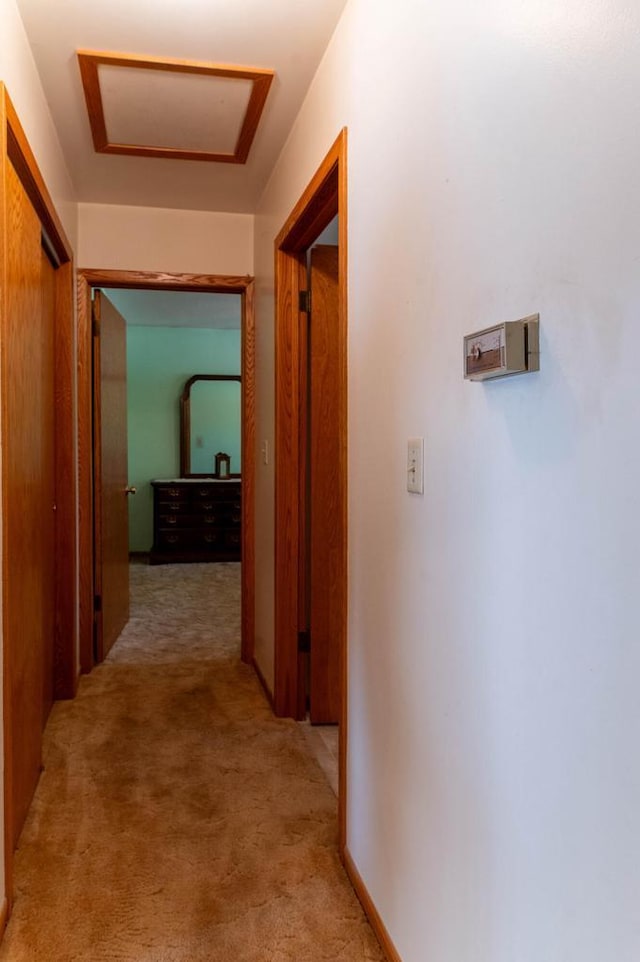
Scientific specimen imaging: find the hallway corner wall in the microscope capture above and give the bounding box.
[253,1,640,960]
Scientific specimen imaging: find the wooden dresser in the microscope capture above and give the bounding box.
[150,479,241,564]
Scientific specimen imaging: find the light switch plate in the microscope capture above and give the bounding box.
[407,437,424,494]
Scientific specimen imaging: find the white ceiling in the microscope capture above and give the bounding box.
[104,289,241,329]
[15,0,348,212]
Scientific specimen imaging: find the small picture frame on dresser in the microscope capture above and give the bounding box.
[214,452,231,479]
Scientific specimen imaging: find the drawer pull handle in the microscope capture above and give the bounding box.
[204,516,217,524]
[201,502,213,510]
[169,504,180,512]
[204,534,216,543]
[168,488,180,497]
[166,535,178,544]
[167,516,177,525]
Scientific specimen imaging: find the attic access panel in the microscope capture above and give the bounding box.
[77,50,274,164]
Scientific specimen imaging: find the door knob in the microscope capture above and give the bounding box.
[125,485,137,495]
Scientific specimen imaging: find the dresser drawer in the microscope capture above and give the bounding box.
[227,504,241,526]
[189,502,240,524]
[156,528,197,548]
[155,484,187,500]
[156,528,223,549]
[225,529,242,549]
[189,498,220,513]
[157,500,189,516]
[190,482,241,504]
[158,511,224,529]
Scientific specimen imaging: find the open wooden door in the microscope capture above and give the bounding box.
[309,245,342,724]
[93,290,130,661]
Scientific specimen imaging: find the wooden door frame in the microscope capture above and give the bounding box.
[76,269,256,674]
[273,129,348,849]
[0,84,77,919]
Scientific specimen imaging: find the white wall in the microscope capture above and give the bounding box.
[78,204,253,275]
[254,1,640,960]
[0,0,79,916]
[0,0,77,248]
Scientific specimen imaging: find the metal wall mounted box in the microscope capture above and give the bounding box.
[464,314,540,381]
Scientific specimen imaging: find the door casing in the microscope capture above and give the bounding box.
[273,129,348,850]
[77,269,256,674]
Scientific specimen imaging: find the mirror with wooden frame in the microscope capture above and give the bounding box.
[180,374,242,478]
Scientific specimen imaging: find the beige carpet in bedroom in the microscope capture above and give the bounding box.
[0,562,384,962]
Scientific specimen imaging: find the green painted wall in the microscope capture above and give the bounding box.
[126,326,241,551]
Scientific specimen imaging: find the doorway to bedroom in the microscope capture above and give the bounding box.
[105,288,243,567]
[77,269,256,677]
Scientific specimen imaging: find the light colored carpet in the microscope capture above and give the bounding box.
[0,562,384,962]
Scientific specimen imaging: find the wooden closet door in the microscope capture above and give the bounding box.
[4,161,56,848]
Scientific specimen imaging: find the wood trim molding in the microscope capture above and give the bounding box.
[273,128,348,851]
[0,898,7,938]
[274,248,306,720]
[54,261,79,699]
[77,51,274,164]
[78,268,252,292]
[2,87,72,264]
[241,281,256,663]
[76,273,94,675]
[77,269,257,674]
[275,130,346,253]
[336,133,349,859]
[343,847,403,962]
[0,80,13,919]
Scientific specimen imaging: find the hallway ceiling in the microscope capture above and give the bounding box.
[15,0,348,212]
